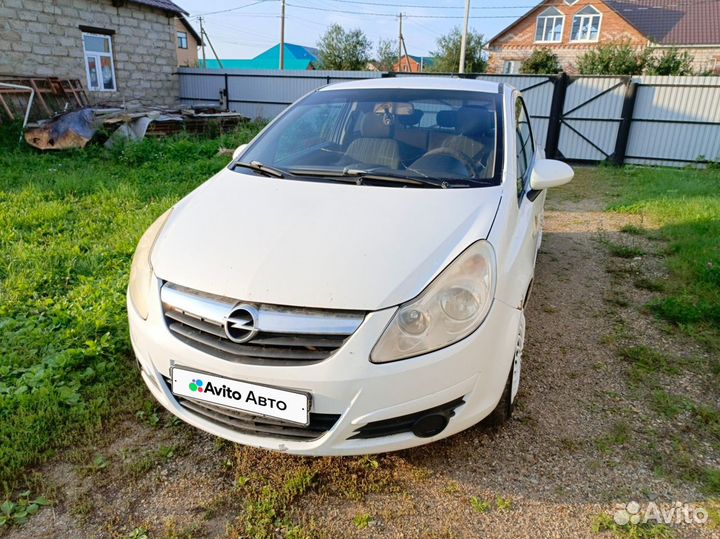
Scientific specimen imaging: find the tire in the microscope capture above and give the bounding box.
[483,364,514,428]
[483,310,525,428]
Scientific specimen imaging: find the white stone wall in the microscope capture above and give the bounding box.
[0,0,179,106]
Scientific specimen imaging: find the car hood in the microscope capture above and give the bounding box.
[152,169,502,311]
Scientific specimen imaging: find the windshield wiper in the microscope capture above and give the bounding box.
[288,167,448,188]
[233,160,286,178]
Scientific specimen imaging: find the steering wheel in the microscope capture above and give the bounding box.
[410,147,481,179]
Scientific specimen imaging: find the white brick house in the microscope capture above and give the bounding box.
[0,0,187,106]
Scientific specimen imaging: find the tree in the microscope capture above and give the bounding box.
[428,26,486,73]
[316,24,371,71]
[646,48,694,75]
[375,38,397,71]
[576,41,650,75]
[520,48,562,74]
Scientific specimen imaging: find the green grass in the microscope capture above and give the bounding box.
[0,120,264,490]
[606,166,720,348]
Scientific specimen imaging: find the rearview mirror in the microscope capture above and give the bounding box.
[373,102,415,116]
[529,159,574,191]
[232,143,248,160]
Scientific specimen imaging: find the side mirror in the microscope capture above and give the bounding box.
[232,143,248,160]
[529,159,574,191]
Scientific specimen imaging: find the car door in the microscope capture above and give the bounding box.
[513,94,545,304]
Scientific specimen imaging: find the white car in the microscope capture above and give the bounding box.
[128,77,572,455]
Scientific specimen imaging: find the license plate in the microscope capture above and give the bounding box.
[171,366,310,425]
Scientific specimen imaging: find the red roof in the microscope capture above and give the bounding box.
[604,0,720,45]
[488,0,720,46]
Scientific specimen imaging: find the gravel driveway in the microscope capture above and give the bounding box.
[7,169,718,539]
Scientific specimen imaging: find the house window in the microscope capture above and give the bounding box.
[82,33,116,91]
[177,31,188,49]
[571,6,602,42]
[503,60,521,74]
[535,7,564,43]
[564,0,579,5]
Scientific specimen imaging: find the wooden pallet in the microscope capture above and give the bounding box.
[0,76,89,122]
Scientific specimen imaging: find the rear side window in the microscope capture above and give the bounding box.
[515,97,534,196]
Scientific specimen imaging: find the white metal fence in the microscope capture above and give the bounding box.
[178,68,720,167]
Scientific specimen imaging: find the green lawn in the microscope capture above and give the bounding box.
[0,122,263,490]
[0,125,718,493]
[606,165,720,351]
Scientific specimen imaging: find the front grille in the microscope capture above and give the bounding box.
[161,283,364,366]
[164,377,340,440]
[349,398,465,439]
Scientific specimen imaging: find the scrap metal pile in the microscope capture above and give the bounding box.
[0,75,248,151]
[23,105,248,151]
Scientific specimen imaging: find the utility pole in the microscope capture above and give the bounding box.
[202,27,224,69]
[199,16,207,68]
[398,12,402,72]
[280,0,286,69]
[459,0,471,73]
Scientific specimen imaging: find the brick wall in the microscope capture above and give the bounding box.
[0,0,179,106]
[175,18,199,67]
[487,0,646,74]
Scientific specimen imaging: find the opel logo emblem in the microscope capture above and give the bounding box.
[224,304,260,343]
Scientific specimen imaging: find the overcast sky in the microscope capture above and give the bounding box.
[178,0,539,60]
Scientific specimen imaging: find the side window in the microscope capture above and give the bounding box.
[515,97,535,197]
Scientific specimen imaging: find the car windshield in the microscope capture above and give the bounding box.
[236,88,504,187]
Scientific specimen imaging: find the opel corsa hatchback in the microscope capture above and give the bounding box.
[128,77,573,455]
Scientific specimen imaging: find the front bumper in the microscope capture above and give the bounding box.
[128,279,521,455]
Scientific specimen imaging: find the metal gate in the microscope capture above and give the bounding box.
[555,76,631,162]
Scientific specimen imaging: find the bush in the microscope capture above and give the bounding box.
[520,48,562,74]
[646,48,695,75]
[576,41,650,75]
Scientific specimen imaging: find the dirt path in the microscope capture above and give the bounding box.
[7,171,718,539]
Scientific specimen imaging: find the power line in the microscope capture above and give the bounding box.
[190,0,277,18]
[284,3,522,18]
[326,0,537,9]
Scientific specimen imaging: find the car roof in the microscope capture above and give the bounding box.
[319,76,502,94]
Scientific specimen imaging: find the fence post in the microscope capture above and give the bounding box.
[223,73,229,111]
[545,72,568,159]
[612,80,638,166]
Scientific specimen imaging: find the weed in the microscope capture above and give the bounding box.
[634,278,665,292]
[0,491,49,528]
[618,346,678,385]
[444,481,461,495]
[621,224,646,236]
[596,421,631,452]
[83,454,109,474]
[469,496,490,513]
[496,496,513,511]
[123,528,149,539]
[592,513,674,539]
[602,239,645,259]
[353,513,372,529]
[650,390,690,418]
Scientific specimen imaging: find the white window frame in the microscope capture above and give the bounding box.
[82,32,117,92]
[535,7,565,44]
[564,0,579,5]
[570,6,603,43]
[177,31,188,49]
[503,60,520,74]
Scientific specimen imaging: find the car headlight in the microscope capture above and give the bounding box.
[371,240,496,363]
[128,209,173,320]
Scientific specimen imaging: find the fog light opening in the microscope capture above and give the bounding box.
[412,412,450,438]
